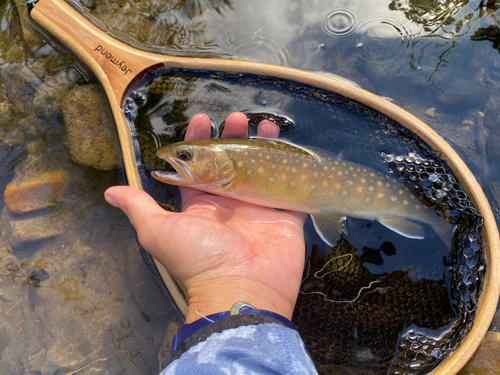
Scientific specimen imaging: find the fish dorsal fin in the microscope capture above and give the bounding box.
[378,218,425,240]
[311,212,347,246]
[248,137,320,161]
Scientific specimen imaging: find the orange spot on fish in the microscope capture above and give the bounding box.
[322,181,328,186]
[281,173,287,180]
[356,186,363,193]
[300,175,307,182]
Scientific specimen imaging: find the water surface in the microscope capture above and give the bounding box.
[0,0,499,373]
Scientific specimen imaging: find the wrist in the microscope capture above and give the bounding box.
[184,276,296,323]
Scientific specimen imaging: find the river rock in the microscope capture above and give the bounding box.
[34,69,81,119]
[4,171,66,214]
[12,0,43,50]
[63,85,119,170]
[0,93,16,129]
[0,63,41,114]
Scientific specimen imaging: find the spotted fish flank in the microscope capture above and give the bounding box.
[152,138,450,247]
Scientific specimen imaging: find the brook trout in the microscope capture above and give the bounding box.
[152,138,450,247]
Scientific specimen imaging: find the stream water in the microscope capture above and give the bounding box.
[0,0,499,374]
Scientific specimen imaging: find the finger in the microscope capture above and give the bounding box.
[222,112,248,138]
[257,120,280,138]
[104,186,169,236]
[185,113,212,140]
[180,114,212,202]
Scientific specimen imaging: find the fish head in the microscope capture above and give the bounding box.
[152,141,235,188]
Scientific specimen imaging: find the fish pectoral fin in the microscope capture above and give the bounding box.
[220,169,245,190]
[378,218,425,240]
[311,212,347,246]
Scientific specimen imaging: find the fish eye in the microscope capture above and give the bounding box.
[176,146,193,161]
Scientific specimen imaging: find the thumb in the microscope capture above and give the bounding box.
[104,186,169,235]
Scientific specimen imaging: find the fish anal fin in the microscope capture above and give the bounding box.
[378,218,425,240]
[311,212,347,246]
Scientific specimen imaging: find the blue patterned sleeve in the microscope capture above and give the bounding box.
[160,323,318,375]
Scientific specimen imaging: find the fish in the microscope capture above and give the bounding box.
[152,138,451,247]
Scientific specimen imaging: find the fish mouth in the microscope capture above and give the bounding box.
[152,159,194,185]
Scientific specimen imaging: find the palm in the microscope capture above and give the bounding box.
[151,191,306,308]
[106,112,307,320]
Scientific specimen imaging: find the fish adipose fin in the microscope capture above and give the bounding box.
[377,218,425,240]
[311,212,347,246]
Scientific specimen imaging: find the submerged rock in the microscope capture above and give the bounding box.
[34,69,81,119]
[12,0,43,50]
[0,93,17,128]
[62,84,119,170]
[0,64,41,114]
[4,171,66,214]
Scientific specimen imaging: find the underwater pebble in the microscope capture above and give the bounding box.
[458,331,500,375]
[4,171,66,214]
[425,107,437,117]
[63,84,119,170]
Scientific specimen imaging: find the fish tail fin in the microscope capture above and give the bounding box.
[434,220,453,249]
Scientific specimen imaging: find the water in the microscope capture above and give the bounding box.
[0,0,499,374]
[124,67,484,373]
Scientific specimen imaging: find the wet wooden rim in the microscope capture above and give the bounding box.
[31,0,500,372]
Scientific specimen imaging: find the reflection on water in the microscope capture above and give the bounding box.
[321,8,357,37]
[0,0,499,373]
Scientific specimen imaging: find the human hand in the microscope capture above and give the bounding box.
[105,112,307,322]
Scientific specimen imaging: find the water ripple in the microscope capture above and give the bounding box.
[354,14,420,46]
[321,8,357,37]
[233,32,293,66]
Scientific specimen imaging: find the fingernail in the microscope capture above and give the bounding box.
[104,194,118,207]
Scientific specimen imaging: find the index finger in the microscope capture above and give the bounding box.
[184,113,211,140]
